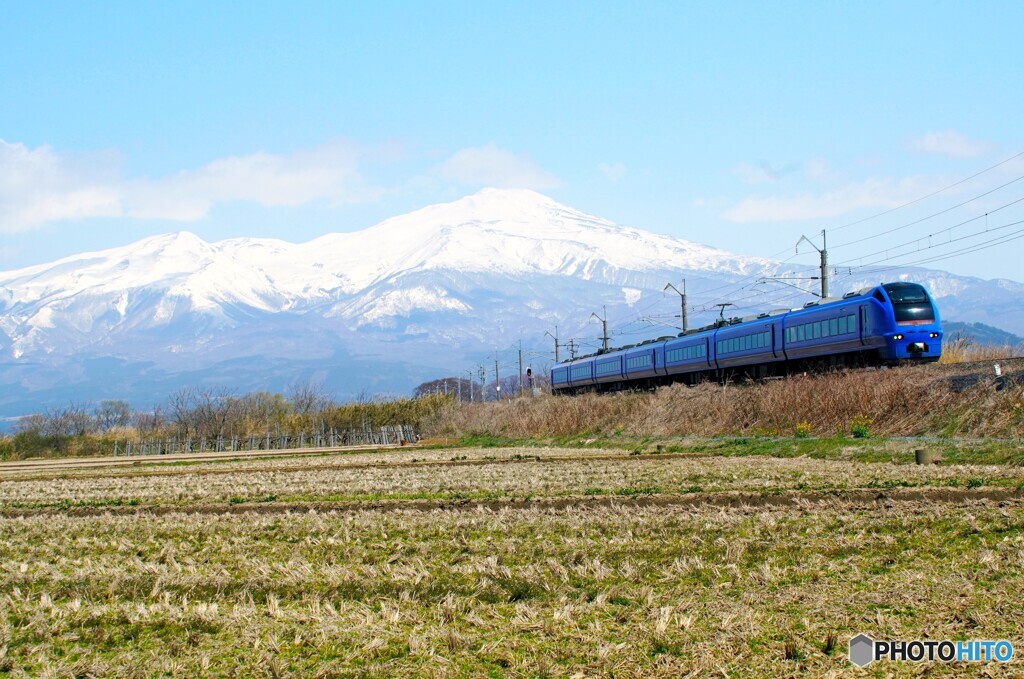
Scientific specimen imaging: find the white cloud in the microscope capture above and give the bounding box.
[436,143,561,190]
[722,175,948,223]
[0,140,122,232]
[126,140,379,220]
[914,130,991,158]
[0,138,380,232]
[597,162,626,182]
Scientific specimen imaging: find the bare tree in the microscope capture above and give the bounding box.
[191,387,236,438]
[14,413,47,434]
[168,386,197,438]
[94,400,133,432]
[288,380,333,418]
[133,407,166,436]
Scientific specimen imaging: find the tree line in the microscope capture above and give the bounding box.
[4,382,453,459]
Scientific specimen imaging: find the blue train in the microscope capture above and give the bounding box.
[551,282,942,394]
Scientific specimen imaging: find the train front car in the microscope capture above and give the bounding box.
[872,282,942,363]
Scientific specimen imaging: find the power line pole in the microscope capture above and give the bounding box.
[590,306,609,352]
[494,358,501,401]
[664,280,688,333]
[479,365,486,401]
[518,341,524,397]
[796,230,829,298]
[466,369,474,403]
[545,327,560,362]
[566,338,578,359]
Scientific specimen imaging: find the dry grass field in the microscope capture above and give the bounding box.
[1,441,1023,676]
[427,362,1024,441]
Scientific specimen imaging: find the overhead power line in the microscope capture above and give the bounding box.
[827,148,1024,234]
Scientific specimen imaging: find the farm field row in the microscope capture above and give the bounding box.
[1,441,1022,676]
[1,494,1021,675]
[1,443,1023,509]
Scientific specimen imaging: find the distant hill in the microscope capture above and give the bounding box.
[943,321,1023,348]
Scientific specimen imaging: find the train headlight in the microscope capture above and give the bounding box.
[929,332,939,338]
[893,334,904,340]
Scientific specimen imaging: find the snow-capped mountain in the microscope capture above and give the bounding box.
[1,188,1022,417]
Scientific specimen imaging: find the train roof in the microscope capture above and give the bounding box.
[554,282,915,366]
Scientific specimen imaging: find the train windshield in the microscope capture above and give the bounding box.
[883,283,935,324]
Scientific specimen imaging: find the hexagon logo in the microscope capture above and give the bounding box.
[849,633,875,667]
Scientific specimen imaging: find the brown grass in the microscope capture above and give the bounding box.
[939,338,1022,364]
[427,365,1024,439]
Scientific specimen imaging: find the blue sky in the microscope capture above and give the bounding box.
[3,1,1024,285]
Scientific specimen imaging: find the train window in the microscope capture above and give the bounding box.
[812,323,821,339]
[797,326,805,341]
[838,316,847,334]
[848,314,856,331]
[829,318,838,336]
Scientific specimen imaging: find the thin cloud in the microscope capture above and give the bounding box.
[732,160,799,185]
[437,143,561,190]
[0,138,381,231]
[723,175,948,223]
[597,162,626,182]
[914,130,991,158]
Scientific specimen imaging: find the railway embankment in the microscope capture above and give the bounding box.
[425,361,1024,441]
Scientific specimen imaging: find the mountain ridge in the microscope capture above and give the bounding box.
[1,187,1023,417]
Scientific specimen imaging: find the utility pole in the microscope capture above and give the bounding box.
[494,358,501,401]
[466,369,474,403]
[545,327,560,362]
[796,230,829,299]
[664,280,688,333]
[590,306,609,352]
[479,365,486,401]
[566,338,578,359]
[518,341,524,397]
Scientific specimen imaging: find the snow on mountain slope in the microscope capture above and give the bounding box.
[0,188,775,359]
[304,188,773,285]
